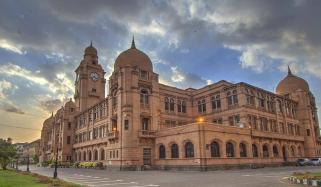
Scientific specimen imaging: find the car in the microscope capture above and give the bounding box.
[309,158,321,166]
[297,158,310,166]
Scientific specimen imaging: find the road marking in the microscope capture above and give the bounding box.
[81,179,123,184]
[92,182,138,186]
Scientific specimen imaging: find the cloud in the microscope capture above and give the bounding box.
[38,98,64,113]
[0,39,25,54]
[0,102,25,114]
[0,63,74,100]
[0,80,18,99]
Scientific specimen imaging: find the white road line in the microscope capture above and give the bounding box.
[81,179,123,184]
[92,182,138,186]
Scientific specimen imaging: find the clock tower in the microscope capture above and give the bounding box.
[74,42,106,111]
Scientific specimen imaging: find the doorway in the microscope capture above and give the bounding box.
[143,148,151,166]
[282,146,287,162]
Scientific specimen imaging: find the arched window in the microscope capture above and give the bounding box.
[182,101,186,113]
[263,145,269,158]
[210,141,220,157]
[94,150,98,160]
[159,145,166,159]
[273,145,279,158]
[83,151,86,161]
[298,146,302,157]
[226,142,234,157]
[290,146,296,157]
[140,89,149,105]
[252,144,258,157]
[170,98,175,112]
[88,151,92,161]
[100,149,105,160]
[185,142,194,158]
[240,143,247,157]
[171,144,179,158]
[165,97,169,111]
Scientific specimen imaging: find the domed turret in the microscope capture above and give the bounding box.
[114,37,153,71]
[84,41,97,56]
[276,66,309,95]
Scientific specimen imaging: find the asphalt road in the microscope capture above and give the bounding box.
[19,165,321,187]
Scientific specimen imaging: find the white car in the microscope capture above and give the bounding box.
[309,158,321,166]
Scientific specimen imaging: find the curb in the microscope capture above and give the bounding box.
[289,176,321,186]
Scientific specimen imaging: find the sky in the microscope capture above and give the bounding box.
[0,0,320,143]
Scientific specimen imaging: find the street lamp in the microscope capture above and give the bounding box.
[26,154,30,172]
[53,147,58,179]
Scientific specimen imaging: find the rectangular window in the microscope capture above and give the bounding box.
[124,120,129,130]
[142,118,149,130]
[68,122,71,130]
[307,129,310,136]
[67,136,71,144]
[140,70,147,79]
[228,115,240,126]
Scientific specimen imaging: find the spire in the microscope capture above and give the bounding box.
[90,41,93,47]
[288,65,292,75]
[131,35,136,49]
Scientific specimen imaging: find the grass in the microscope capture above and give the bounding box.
[0,169,81,187]
[293,172,321,180]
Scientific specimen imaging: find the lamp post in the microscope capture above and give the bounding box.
[26,154,30,172]
[53,147,58,179]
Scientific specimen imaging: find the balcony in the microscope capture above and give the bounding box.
[138,130,157,138]
[107,131,119,140]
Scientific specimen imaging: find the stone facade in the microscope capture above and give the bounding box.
[40,39,321,170]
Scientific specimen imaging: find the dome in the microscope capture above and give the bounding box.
[84,42,97,56]
[276,67,309,95]
[114,37,153,71]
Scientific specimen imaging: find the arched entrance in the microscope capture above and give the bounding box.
[282,146,287,162]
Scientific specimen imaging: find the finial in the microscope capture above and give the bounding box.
[131,35,136,49]
[288,65,292,75]
[90,41,93,47]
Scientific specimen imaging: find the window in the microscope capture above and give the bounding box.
[240,143,247,157]
[290,146,295,157]
[140,70,147,79]
[252,144,258,157]
[211,95,221,110]
[92,88,96,93]
[112,91,117,109]
[124,120,129,130]
[68,122,71,130]
[177,100,187,113]
[198,99,206,113]
[228,115,240,126]
[159,145,166,159]
[277,100,283,113]
[213,118,223,124]
[227,90,238,106]
[165,97,169,111]
[280,122,285,134]
[307,129,310,136]
[263,145,269,158]
[210,141,220,157]
[170,98,175,112]
[226,142,234,157]
[171,144,179,158]
[100,149,105,160]
[94,150,98,161]
[142,118,149,130]
[259,117,268,131]
[248,115,257,129]
[258,93,265,108]
[245,89,255,106]
[67,136,71,144]
[83,152,86,161]
[88,151,92,161]
[140,89,149,105]
[273,145,278,158]
[185,142,194,158]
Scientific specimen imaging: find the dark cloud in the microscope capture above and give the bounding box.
[0,102,25,114]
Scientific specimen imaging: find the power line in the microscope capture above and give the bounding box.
[0,123,41,131]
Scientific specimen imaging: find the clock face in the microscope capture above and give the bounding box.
[90,72,99,81]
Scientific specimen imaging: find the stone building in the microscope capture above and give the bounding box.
[22,139,40,163]
[40,38,321,170]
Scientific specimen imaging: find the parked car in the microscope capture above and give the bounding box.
[297,158,310,166]
[309,158,321,166]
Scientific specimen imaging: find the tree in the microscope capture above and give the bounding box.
[0,138,16,170]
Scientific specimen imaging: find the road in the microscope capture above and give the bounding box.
[19,165,321,187]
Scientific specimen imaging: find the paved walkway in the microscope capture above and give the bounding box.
[19,165,321,187]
